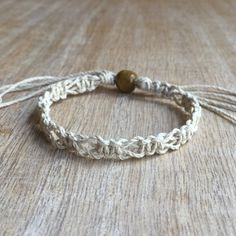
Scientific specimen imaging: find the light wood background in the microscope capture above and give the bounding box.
[0,0,236,235]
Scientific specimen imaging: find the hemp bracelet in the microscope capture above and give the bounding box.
[0,70,235,160]
[37,70,201,160]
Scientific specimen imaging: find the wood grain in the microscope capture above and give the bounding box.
[0,0,236,235]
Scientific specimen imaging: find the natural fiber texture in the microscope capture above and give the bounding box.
[0,70,235,160]
[37,70,201,159]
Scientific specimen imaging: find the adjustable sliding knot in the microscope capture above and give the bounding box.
[181,95,194,112]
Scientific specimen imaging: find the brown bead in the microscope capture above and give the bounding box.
[115,70,137,93]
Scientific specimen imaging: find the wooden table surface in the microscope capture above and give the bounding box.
[0,0,236,235]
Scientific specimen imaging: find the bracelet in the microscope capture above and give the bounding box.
[0,70,234,159]
[37,70,201,160]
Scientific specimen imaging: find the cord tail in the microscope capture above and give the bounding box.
[182,84,236,125]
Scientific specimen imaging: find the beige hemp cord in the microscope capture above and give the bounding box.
[0,70,235,160]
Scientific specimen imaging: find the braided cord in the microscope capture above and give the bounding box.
[37,70,201,160]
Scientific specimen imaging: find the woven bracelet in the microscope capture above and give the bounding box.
[37,70,202,160]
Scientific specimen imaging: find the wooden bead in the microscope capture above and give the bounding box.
[115,70,137,93]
